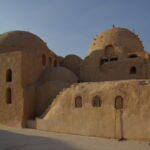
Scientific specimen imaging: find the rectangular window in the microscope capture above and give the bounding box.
[110,57,118,61]
[100,58,108,65]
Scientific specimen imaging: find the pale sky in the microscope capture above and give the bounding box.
[0,0,149,58]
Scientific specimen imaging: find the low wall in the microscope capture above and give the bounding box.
[36,80,150,141]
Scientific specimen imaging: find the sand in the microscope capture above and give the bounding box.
[0,125,149,150]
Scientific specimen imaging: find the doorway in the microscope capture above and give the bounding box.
[114,96,124,140]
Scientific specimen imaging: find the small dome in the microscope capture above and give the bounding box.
[87,27,144,56]
[0,30,53,53]
[61,54,82,77]
[40,66,78,84]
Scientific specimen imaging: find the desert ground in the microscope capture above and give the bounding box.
[0,125,149,150]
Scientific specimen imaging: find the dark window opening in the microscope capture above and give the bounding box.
[77,80,80,83]
[115,96,123,109]
[110,57,118,61]
[54,59,57,67]
[42,54,46,66]
[92,96,101,107]
[130,66,136,74]
[6,88,12,104]
[6,69,12,82]
[100,58,109,65]
[49,57,52,66]
[128,54,138,58]
[75,96,82,108]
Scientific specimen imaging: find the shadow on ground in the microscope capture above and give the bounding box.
[0,130,79,150]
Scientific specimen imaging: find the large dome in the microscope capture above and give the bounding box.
[87,27,144,56]
[0,30,52,52]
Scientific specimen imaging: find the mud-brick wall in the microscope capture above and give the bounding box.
[80,52,147,82]
[21,49,58,125]
[0,51,24,127]
[37,80,150,141]
[21,49,56,87]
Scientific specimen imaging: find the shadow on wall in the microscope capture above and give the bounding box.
[0,130,79,150]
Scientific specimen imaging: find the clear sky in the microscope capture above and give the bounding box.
[0,0,149,58]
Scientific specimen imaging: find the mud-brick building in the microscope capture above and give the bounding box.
[0,28,150,141]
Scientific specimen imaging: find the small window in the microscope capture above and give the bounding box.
[115,96,123,109]
[128,54,138,58]
[75,96,82,108]
[6,69,12,82]
[77,80,80,83]
[6,88,12,104]
[49,57,52,66]
[54,59,57,67]
[42,54,46,66]
[110,57,118,61]
[130,66,136,74]
[100,58,109,65]
[92,96,101,107]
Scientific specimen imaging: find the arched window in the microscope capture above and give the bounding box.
[54,59,57,67]
[105,45,114,55]
[6,69,12,82]
[128,54,138,58]
[49,57,52,66]
[92,95,101,107]
[6,88,12,104]
[115,96,123,109]
[42,54,46,66]
[75,96,82,108]
[130,66,136,74]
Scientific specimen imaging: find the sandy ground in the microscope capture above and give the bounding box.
[0,125,149,150]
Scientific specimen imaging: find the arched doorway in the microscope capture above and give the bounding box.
[130,66,136,74]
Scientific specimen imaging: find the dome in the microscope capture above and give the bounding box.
[40,66,78,84]
[63,54,82,64]
[87,27,144,56]
[0,30,52,52]
[61,54,82,77]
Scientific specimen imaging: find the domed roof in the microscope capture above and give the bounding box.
[40,66,78,84]
[61,54,82,77]
[87,27,144,56]
[63,54,82,62]
[0,30,52,52]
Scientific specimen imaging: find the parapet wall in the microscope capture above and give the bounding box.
[36,80,150,141]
